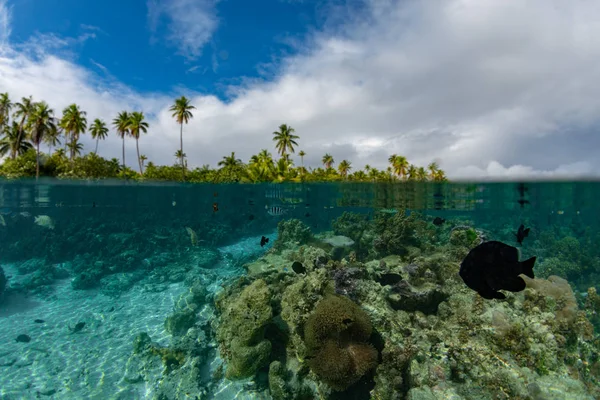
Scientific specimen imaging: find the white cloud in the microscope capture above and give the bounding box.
[1,0,600,179]
[147,0,219,60]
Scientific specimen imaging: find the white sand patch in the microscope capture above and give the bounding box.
[0,272,185,399]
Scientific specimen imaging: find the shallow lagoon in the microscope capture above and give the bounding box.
[0,180,599,399]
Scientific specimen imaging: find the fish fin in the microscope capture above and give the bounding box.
[523,228,530,236]
[520,256,536,279]
[498,276,526,292]
[478,289,505,300]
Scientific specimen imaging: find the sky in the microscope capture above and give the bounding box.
[0,0,600,180]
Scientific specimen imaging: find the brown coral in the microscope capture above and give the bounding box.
[304,295,378,391]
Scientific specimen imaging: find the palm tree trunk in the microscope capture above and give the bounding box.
[95,138,99,154]
[136,137,143,175]
[180,122,185,181]
[122,136,125,170]
[36,142,40,179]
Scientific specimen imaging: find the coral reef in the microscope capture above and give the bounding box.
[304,295,379,391]
[215,279,273,379]
[272,219,313,251]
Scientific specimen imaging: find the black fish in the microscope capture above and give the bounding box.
[213,203,219,212]
[517,199,530,208]
[249,214,255,221]
[305,213,311,218]
[376,273,403,286]
[16,334,31,343]
[34,319,45,324]
[516,183,528,197]
[459,240,536,300]
[291,261,306,274]
[260,236,269,247]
[432,217,445,226]
[515,224,530,245]
[69,322,86,333]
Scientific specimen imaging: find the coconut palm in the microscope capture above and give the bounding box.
[113,111,130,169]
[90,119,109,155]
[218,152,242,170]
[170,96,195,181]
[67,139,84,157]
[174,150,186,165]
[249,149,275,180]
[416,167,428,181]
[127,111,149,174]
[322,153,334,169]
[0,121,33,158]
[27,102,56,178]
[272,124,299,158]
[428,162,439,180]
[12,96,34,158]
[338,160,352,178]
[389,154,409,179]
[60,104,87,160]
[44,125,62,154]
[140,154,148,169]
[298,150,306,180]
[0,93,12,130]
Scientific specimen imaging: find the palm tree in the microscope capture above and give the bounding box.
[12,96,34,159]
[67,139,84,157]
[272,124,299,158]
[60,104,87,160]
[170,96,195,181]
[44,125,61,154]
[416,167,428,181]
[338,160,352,178]
[428,162,439,180]
[140,154,148,169]
[90,119,109,155]
[128,111,149,174]
[0,121,33,158]
[113,111,130,169]
[249,149,275,180]
[298,150,306,180]
[0,93,12,130]
[322,153,334,169]
[389,154,409,179]
[218,152,242,170]
[406,164,417,181]
[27,102,56,178]
[174,150,186,165]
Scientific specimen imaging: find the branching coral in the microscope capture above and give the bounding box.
[304,295,378,391]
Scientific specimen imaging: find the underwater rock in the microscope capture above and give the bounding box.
[272,219,313,251]
[322,235,355,248]
[15,334,31,343]
[165,309,197,337]
[216,279,273,379]
[304,295,378,391]
[387,281,449,315]
[331,267,365,300]
[268,361,290,400]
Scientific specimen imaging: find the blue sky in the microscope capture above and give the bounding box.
[9,0,356,98]
[1,0,600,179]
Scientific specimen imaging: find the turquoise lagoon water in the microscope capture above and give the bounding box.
[0,179,599,399]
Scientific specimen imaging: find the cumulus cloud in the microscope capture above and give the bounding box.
[147,0,220,60]
[1,0,600,179]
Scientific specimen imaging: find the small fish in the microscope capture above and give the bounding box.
[249,215,255,221]
[92,202,96,208]
[248,200,255,206]
[557,210,564,215]
[516,183,528,197]
[34,319,45,324]
[16,334,31,343]
[459,240,536,300]
[69,322,86,333]
[305,213,311,218]
[378,208,398,214]
[432,217,445,226]
[213,203,219,212]
[260,236,269,247]
[19,211,32,218]
[515,224,530,245]
[172,201,177,206]
[266,206,286,217]
[517,199,530,208]
[291,261,306,274]
[213,192,218,197]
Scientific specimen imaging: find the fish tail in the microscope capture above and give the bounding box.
[520,256,536,279]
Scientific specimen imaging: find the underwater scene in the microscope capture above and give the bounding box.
[0,180,599,400]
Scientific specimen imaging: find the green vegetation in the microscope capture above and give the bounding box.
[0,92,447,183]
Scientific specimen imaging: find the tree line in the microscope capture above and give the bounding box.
[0,92,447,183]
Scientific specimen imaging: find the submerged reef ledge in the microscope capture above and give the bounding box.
[120,212,599,400]
[210,214,600,399]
